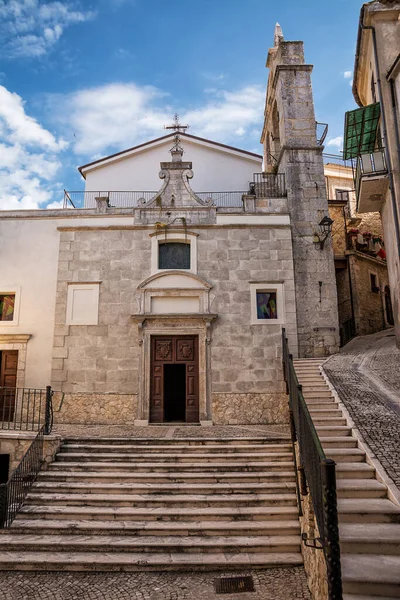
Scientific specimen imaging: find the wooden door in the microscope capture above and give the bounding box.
[150,336,199,423]
[0,351,18,422]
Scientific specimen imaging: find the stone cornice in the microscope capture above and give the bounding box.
[0,334,31,343]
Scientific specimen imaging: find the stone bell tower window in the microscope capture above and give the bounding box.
[158,242,190,270]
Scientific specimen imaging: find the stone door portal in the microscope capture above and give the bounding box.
[150,336,199,423]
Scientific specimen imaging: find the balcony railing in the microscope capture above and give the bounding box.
[64,190,157,209]
[316,122,329,146]
[63,175,287,210]
[253,173,286,198]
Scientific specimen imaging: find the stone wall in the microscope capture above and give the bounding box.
[300,491,329,600]
[51,223,297,424]
[0,432,61,476]
[53,392,137,425]
[329,206,346,257]
[212,393,289,425]
[348,252,389,335]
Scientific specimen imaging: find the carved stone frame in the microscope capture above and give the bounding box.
[132,315,216,426]
[0,334,31,388]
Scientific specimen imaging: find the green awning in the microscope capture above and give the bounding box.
[343,103,381,160]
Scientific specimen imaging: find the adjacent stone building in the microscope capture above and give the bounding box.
[325,160,392,344]
[0,27,339,426]
[346,0,400,345]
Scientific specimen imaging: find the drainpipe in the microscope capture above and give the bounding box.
[360,22,400,260]
[388,76,400,190]
[343,207,356,339]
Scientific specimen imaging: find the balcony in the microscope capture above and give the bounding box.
[355,149,388,213]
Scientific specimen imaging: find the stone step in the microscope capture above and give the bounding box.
[47,461,296,473]
[61,443,292,454]
[18,505,300,522]
[336,480,387,499]
[342,554,400,597]
[309,417,347,426]
[320,437,358,448]
[0,551,304,572]
[300,385,329,392]
[0,534,301,554]
[55,451,294,463]
[315,426,352,437]
[308,409,344,418]
[338,499,400,523]
[25,492,298,508]
[335,463,375,480]
[31,481,297,495]
[11,519,301,537]
[305,399,339,406]
[63,437,287,446]
[37,470,297,484]
[322,449,366,463]
[340,523,400,554]
[302,391,334,399]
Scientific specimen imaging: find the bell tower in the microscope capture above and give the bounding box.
[262,25,339,357]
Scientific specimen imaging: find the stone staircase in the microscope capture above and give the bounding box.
[0,435,304,571]
[294,359,400,600]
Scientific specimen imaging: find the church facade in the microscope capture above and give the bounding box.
[0,28,339,427]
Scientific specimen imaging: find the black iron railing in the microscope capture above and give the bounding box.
[253,173,286,198]
[196,191,246,207]
[64,190,158,209]
[316,122,329,146]
[0,424,45,528]
[0,386,53,433]
[282,329,342,600]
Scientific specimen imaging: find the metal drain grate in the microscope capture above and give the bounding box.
[215,575,255,594]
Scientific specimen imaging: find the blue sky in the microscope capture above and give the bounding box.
[0,0,362,209]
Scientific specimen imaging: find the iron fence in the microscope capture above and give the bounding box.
[64,190,158,209]
[0,386,53,433]
[196,191,246,207]
[253,173,286,198]
[282,329,343,600]
[0,424,45,528]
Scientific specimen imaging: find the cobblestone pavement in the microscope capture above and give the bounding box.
[323,328,400,490]
[52,424,290,439]
[0,568,311,600]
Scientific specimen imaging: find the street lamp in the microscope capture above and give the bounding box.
[313,216,334,250]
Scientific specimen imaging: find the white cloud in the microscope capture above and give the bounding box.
[343,71,353,79]
[0,0,95,58]
[327,136,343,149]
[0,85,65,210]
[51,82,264,157]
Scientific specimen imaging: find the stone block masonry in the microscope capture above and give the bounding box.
[51,223,297,426]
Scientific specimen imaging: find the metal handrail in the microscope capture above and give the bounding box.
[0,386,53,433]
[0,423,45,528]
[282,329,343,600]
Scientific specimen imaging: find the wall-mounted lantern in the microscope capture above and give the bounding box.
[313,216,334,250]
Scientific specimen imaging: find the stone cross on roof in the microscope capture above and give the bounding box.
[164,114,189,160]
[164,113,189,134]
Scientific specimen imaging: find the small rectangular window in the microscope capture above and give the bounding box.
[159,242,190,270]
[370,274,379,293]
[256,291,278,319]
[0,295,15,321]
[335,189,350,202]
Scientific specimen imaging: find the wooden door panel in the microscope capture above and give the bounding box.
[0,350,18,422]
[150,336,199,424]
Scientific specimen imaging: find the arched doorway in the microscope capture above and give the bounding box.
[385,286,394,326]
